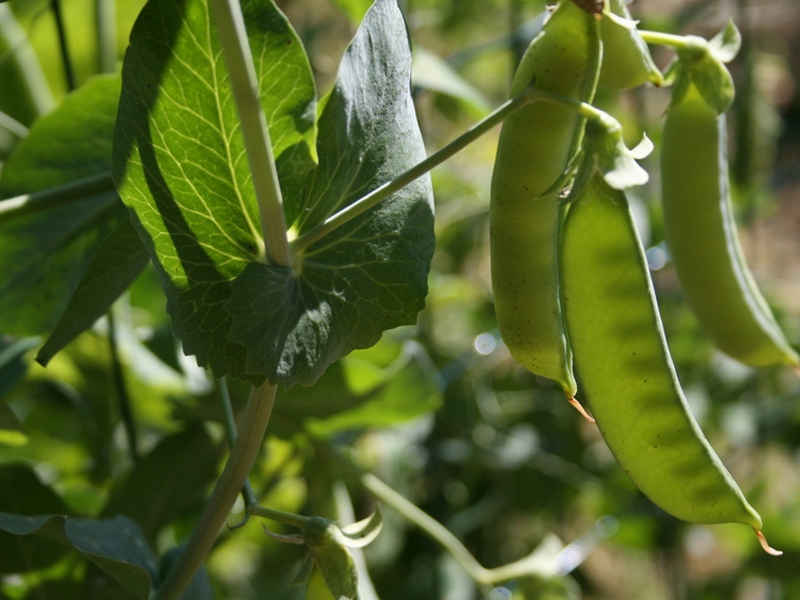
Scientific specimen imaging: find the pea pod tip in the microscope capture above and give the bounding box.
[567,396,596,424]
[755,530,782,556]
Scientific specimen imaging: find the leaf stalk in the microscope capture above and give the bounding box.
[210,0,292,268]
[153,382,277,600]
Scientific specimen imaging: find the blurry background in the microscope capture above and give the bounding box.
[1,0,800,598]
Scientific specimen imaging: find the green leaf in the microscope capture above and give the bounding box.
[101,425,222,545]
[226,0,435,386]
[0,463,70,573]
[36,220,149,366]
[0,513,158,600]
[0,75,124,336]
[113,0,317,384]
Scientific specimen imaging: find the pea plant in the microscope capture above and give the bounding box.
[0,0,797,598]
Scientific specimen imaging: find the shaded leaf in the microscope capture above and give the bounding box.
[0,513,158,600]
[36,219,149,366]
[0,336,39,398]
[113,0,317,384]
[101,425,222,545]
[158,547,215,600]
[226,0,435,386]
[0,463,70,573]
[0,75,124,336]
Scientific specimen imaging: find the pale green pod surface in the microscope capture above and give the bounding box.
[598,0,664,89]
[662,84,799,368]
[490,0,601,398]
[562,174,762,528]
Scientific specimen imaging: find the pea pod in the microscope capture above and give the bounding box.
[490,0,600,407]
[598,0,664,89]
[661,83,799,368]
[561,173,779,552]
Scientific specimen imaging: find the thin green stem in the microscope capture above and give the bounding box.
[216,377,258,507]
[209,0,291,268]
[639,29,703,51]
[290,85,615,253]
[336,456,557,588]
[0,4,55,123]
[0,109,28,138]
[95,0,117,74]
[291,92,531,252]
[0,172,116,218]
[50,0,76,92]
[106,310,139,463]
[153,383,277,600]
[249,503,313,530]
[358,472,492,586]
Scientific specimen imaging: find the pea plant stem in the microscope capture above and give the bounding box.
[216,377,259,508]
[638,29,698,51]
[95,0,117,74]
[354,466,556,588]
[209,0,292,268]
[290,91,534,253]
[290,85,619,253]
[154,382,277,600]
[106,310,139,463]
[0,172,116,218]
[50,0,76,92]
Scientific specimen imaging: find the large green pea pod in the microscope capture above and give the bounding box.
[598,0,663,89]
[562,173,779,553]
[661,83,799,368]
[490,0,600,404]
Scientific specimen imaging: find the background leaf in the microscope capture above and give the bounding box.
[113,0,317,383]
[0,463,70,573]
[35,220,149,366]
[226,0,435,386]
[0,513,158,600]
[0,75,123,337]
[101,424,222,545]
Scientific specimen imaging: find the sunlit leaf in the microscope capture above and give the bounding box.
[113,0,317,384]
[226,0,435,386]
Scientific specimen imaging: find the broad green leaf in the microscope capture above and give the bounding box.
[113,0,317,384]
[0,75,124,337]
[0,513,158,600]
[0,463,69,573]
[36,220,149,365]
[226,0,435,386]
[101,425,222,545]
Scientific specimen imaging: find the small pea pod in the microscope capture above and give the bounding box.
[598,0,664,89]
[661,83,799,368]
[561,174,779,553]
[490,0,600,407]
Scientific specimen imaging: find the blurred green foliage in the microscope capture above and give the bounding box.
[1,0,800,599]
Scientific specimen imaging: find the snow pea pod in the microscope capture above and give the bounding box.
[561,173,777,550]
[490,0,600,409]
[661,83,799,368]
[598,0,663,89]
